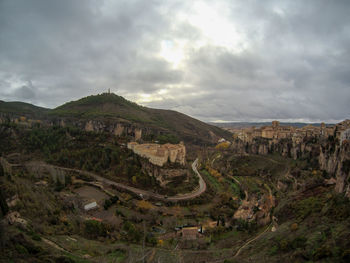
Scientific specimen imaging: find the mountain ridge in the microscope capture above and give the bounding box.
[0,93,231,145]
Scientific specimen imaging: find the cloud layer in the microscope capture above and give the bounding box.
[0,0,349,122]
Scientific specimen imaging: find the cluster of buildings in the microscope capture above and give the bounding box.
[229,120,350,144]
[127,142,186,167]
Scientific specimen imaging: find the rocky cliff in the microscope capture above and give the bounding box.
[229,120,350,196]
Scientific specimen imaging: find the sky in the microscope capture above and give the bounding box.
[0,0,349,123]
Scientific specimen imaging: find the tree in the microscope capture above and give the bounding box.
[0,163,3,177]
[84,220,107,238]
[136,200,153,212]
[0,188,9,217]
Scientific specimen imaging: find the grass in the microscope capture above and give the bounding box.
[106,249,127,262]
[201,169,223,192]
[225,178,241,197]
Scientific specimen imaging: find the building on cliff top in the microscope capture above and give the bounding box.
[127,142,186,167]
[233,121,337,144]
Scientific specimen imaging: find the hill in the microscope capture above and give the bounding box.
[0,94,231,145]
[50,93,231,144]
[0,101,49,118]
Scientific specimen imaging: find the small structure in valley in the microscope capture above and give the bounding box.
[84,201,98,211]
[177,226,201,240]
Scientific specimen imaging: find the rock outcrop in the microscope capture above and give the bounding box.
[229,120,350,196]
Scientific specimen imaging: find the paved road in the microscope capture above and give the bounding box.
[33,158,206,202]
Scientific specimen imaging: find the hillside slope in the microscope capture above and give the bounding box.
[50,93,231,144]
[0,101,49,118]
[0,94,231,144]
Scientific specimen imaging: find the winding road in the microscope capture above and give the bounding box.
[30,158,206,202]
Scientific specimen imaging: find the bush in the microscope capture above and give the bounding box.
[0,163,4,177]
[326,193,350,220]
[294,196,323,220]
[156,134,180,144]
[313,245,333,260]
[15,244,28,254]
[341,159,350,174]
[84,220,107,238]
[291,236,307,249]
[104,199,112,210]
[279,239,290,251]
[31,233,41,241]
[269,245,279,255]
[122,221,142,242]
[342,249,350,262]
[290,223,298,231]
[0,188,9,217]
[104,195,119,210]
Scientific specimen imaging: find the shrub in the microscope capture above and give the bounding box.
[291,236,307,249]
[31,233,41,241]
[313,245,333,260]
[294,196,323,220]
[215,142,230,150]
[15,244,28,254]
[279,239,290,251]
[122,221,142,242]
[136,200,153,212]
[84,220,107,238]
[104,195,119,210]
[341,159,350,174]
[269,245,279,255]
[104,199,112,210]
[290,223,298,231]
[0,163,4,177]
[342,249,350,262]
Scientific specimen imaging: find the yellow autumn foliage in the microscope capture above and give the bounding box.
[215,141,230,150]
[208,167,221,178]
[136,200,153,211]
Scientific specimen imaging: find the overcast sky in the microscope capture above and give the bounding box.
[0,0,349,122]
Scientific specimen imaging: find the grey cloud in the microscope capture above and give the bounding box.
[0,0,349,122]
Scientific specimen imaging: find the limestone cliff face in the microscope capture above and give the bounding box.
[56,118,144,141]
[230,120,350,196]
[319,140,350,195]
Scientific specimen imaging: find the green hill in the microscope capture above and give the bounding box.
[0,100,49,118]
[51,93,231,144]
[0,94,231,144]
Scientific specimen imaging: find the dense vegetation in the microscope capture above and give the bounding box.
[1,93,232,145]
[50,93,231,144]
[0,124,159,190]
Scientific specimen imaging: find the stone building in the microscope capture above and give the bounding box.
[127,142,186,167]
[234,121,336,144]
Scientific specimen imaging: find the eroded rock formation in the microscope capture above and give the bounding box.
[229,120,350,196]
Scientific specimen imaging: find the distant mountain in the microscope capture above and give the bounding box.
[1,94,231,145]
